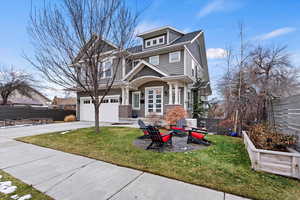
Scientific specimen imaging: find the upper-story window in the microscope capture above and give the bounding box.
[149,55,159,65]
[145,35,165,48]
[100,59,112,78]
[169,51,181,63]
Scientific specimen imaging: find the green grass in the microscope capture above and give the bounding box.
[18,127,300,200]
[0,170,53,200]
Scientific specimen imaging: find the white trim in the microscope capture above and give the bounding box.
[145,86,164,116]
[184,45,201,67]
[122,57,126,78]
[132,41,190,56]
[145,36,165,48]
[132,91,141,110]
[149,55,159,65]
[122,60,168,81]
[184,48,187,75]
[191,31,203,43]
[137,26,185,37]
[100,58,113,79]
[169,51,181,63]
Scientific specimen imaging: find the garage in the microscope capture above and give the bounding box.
[80,96,119,122]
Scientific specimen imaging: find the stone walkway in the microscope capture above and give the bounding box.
[0,122,250,200]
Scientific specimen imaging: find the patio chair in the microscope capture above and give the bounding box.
[170,118,208,136]
[145,125,173,152]
[187,130,211,146]
[138,119,150,139]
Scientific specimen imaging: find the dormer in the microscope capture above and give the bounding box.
[137,26,184,49]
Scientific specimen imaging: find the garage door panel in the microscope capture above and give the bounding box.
[80,96,119,122]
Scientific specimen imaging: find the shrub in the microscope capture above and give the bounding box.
[64,114,76,122]
[248,124,296,151]
[165,106,187,125]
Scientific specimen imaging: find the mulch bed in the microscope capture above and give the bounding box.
[133,135,208,152]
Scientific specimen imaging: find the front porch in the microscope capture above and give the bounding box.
[119,77,192,119]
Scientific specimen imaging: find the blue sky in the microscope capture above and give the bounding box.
[0,0,300,98]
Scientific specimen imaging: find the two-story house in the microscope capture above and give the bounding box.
[77,26,211,122]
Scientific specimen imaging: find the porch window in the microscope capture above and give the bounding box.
[169,51,181,63]
[149,55,159,65]
[132,91,141,110]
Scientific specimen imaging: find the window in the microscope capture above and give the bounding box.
[110,98,119,103]
[145,36,165,48]
[149,55,159,65]
[83,100,90,104]
[169,51,181,63]
[100,59,112,78]
[132,91,140,110]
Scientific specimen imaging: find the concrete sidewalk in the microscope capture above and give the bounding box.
[0,122,250,200]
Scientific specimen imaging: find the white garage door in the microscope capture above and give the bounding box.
[80,96,119,122]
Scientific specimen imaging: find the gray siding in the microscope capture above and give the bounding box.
[168,30,182,43]
[143,50,184,76]
[185,50,193,78]
[131,67,163,80]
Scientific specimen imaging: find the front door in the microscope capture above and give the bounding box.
[145,86,163,116]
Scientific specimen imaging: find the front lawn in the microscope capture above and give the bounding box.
[0,170,53,200]
[18,127,300,200]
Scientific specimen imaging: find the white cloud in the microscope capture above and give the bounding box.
[255,27,296,40]
[197,0,242,18]
[207,48,227,59]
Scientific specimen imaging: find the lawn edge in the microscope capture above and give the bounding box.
[16,136,260,200]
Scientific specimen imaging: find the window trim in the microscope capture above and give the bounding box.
[132,91,141,110]
[100,58,113,79]
[149,55,159,65]
[145,36,165,48]
[169,51,181,63]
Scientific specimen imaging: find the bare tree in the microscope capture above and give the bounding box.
[26,0,139,133]
[247,45,299,122]
[0,66,34,105]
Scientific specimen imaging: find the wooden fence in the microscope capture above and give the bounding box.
[0,105,76,121]
[271,95,300,151]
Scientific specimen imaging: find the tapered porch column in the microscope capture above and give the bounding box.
[174,82,179,104]
[183,83,188,109]
[125,86,129,105]
[121,87,125,105]
[168,82,173,104]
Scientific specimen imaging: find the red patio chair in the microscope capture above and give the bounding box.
[146,125,173,152]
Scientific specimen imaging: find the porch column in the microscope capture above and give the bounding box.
[121,87,125,105]
[168,82,173,104]
[125,86,129,105]
[174,82,179,104]
[183,83,187,110]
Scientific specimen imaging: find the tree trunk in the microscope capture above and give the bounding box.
[1,95,8,105]
[94,104,100,133]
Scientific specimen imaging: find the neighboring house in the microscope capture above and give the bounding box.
[0,87,51,106]
[76,26,211,122]
[52,96,76,110]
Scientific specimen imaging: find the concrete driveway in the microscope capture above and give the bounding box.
[0,122,250,200]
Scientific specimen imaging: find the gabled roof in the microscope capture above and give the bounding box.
[126,30,202,54]
[136,26,185,37]
[171,30,202,45]
[122,60,168,81]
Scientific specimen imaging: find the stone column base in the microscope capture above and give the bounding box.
[119,105,132,118]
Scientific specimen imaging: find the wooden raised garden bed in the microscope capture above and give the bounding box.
[243,131,300,179]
